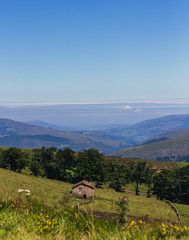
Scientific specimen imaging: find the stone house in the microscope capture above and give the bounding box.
[72,180,95,199]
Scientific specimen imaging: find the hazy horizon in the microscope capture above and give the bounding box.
[1,99,189,129]
[1,1,189,128]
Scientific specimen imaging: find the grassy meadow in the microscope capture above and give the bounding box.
[0,167,189,239]
[0,167,186,222]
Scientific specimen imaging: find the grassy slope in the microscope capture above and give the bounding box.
[112,134,189,161]
[0,168,188,224]
[105,156,182,171]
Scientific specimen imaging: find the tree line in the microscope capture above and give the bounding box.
[0,147,188,204]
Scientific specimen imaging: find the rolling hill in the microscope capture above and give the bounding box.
[107,114,189,142]
[0,118,136,154]
[141,127,189,145]
[25,120,80,131]
[112,133,189,162]
[0,167,182,223]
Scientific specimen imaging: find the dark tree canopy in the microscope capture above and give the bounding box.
[75,148,106,185]
[1,147,29,172]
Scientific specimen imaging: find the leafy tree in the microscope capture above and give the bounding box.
[175,165,189,204]
[130,161,147,195]
[108,163,129,192]
[41,147,57,179]
[30,152,44,176]
[153,169,181,202]
[0,149,5,168]
[145,166,156,198]
[75,149,106,186]
[30,147,75,181]
[55,148,75,181]
[30,147,57,179]
[2,147,29,172]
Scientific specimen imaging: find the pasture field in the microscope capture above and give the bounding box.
[0,168,188,223]
[0,167,189,239]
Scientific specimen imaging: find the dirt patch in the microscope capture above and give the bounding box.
[79,210,178,224]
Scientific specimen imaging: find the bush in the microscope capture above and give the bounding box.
[117,196,129,224]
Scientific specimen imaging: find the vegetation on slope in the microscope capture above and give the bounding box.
[142,127,189,145]
[0,167,189,239]
[0,145,188,239]
[1,147,189,205]
[112,134,189,162]
[0,168,177,221]
[105,156,181,171]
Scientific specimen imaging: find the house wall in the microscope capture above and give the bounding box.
[72,185,94,198]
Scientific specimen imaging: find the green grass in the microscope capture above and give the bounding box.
[0,167,189,239]
[0,205,188,240]
[105,156,182,171]
[174,203,189,224]
[111,134,189,162]
[81,189,178,222]
[177,162,189,167]
[0,168,188,225]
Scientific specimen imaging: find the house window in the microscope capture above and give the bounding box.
[79,188,82,194]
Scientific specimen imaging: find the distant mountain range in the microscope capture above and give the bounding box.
[107,114,189,142]
[109,114,189,162]
[26,120,128,132]
[25,120,80,131]
[0,118,135,154]
[2,113,189,160]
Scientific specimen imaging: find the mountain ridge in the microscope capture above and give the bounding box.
[112,133,189,162]
[0,118,135,154]
[107,114,189,142]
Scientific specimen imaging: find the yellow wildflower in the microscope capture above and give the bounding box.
[130,220,135,226]
[162,223,165,228]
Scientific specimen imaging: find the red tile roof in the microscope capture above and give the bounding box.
[72,180,95,189]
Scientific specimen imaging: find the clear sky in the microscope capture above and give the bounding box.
[0,0,189,103]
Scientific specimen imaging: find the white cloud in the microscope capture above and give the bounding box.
[134,109,142,113]
[122,105,133,110]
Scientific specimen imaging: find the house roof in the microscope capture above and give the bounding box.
[72,180,95,189]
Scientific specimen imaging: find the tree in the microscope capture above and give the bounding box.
[144,166,156,198]
[75,149,106,186]
[131,161,147,195]
[30,152,44,176]
[108,163,129,192]
[175,165,189,204]
[0,149,6,168]
[3,147,29,172]
[153,169,180,202]
[41,147,57,179]
[55,148,75,181]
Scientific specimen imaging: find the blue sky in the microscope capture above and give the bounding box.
[0,0,189,103]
